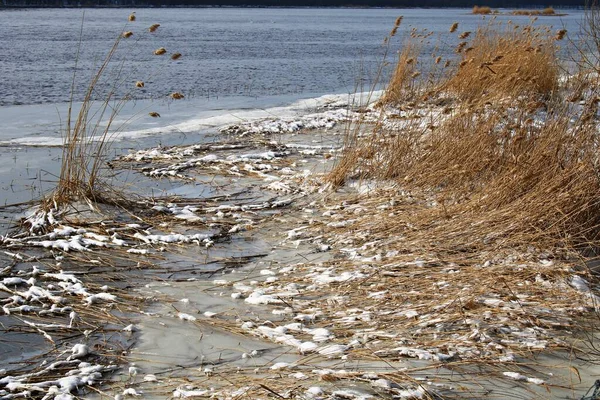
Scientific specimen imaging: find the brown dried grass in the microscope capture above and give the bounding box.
[377,41,421,106]
[512,7,556,16]
[472,5,492,14]
[48,15,181,209]
[444,22,559,103]
[330,20,600,256]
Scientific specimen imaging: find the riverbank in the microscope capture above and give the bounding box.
[3,11,600,399]
[1,90,599,399]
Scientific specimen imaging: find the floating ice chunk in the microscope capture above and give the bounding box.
[306,327,332,342]
[372,379,395,389]
[300,341,318,353]
[318,344,348,356]
[203,311,217,318]
[178,313,197,322]
[143,374,158,382]
[85,293,116,305]
[570,275,590,292]
[503,372,545,385]
[294,312,321,322]
[2,277,29,286]
[331,389,373,399]
[270,362,290,370]
[231,292,242,299]
[228,225,243,234]
[311,270,366,285]
[400,309,419,318]
[45,271,80,284]
[58,376,84,393]
[290,372,308,380]
[173,387,209,398]
[29,238,89,252]
[241,321,254,329]
[395,387,426,399]
[306,387,324,397]
[317,244,331,252]
[122,388,142,396]
[133,232,212,244]
[275,334,302,348]
[68,344,89,360]
[127,248,150,255]
[245,290,283,305]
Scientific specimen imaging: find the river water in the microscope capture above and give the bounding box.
[0,8,583,204]
[0,8,585,206]
[0,7,586,204]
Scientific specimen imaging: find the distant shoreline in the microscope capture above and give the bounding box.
[0,4,586,10]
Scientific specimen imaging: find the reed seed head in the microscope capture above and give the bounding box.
[149,24,160,32]
[128,13,136,22]
[555,29,567,40]
[459,31,471,39]
[435,56,442,64]
[135,81,144,88]
[395,16,403,26]
[450,22,459,33]
[170,92,185,100]
[122,31,133,38]
[171,52,182,60]
[149,112,161,118]
[154,47,167,55]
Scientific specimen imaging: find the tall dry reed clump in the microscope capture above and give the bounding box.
[472,5,492,14]
[331,19,600,256]
[49,14,183,209]
[511,7,556,15]
[444,22,559,103]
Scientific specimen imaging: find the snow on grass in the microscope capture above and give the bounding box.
[502,371,545,385]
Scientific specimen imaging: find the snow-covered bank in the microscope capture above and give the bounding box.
[1,90,599,399]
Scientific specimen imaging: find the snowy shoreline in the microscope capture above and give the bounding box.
[1,92,600,399]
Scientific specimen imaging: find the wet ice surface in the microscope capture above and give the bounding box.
[2,94,600,399]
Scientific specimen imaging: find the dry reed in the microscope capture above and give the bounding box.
[472,5,492,14]
[46,14,181,210]
[444,21,559,103]
[330,17,600,259]
[511,7,556,16]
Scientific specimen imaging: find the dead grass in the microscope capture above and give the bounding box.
[47,14,182,210]
[330,18,600,258]
[444,22,559,103]
[378,41,421,106]
[512,7,556,15]
[472,5,492,14]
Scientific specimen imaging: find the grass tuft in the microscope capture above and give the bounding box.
[46,13,181,211]
[444,22,559,103]
[472,5,492,14]
[330,15,600,258]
